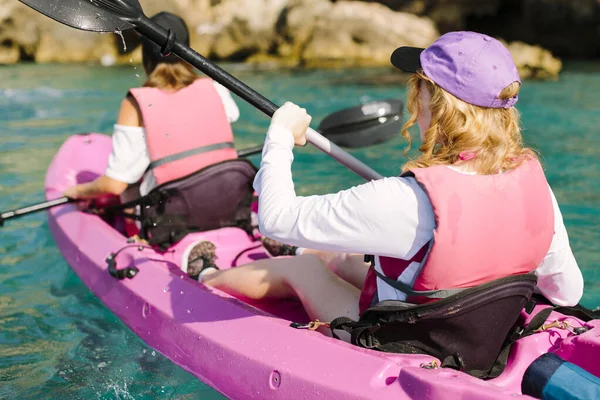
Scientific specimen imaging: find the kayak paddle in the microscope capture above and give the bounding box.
[18,0,385,181]
[0,197,74,227]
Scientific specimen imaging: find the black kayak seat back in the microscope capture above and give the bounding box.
[331,273,539,379]
[108,158,258,250]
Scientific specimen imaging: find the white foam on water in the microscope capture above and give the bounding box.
[106,380,135,400]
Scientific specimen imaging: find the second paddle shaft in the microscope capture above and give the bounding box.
[135,17,383,181]
[0,197,72,226]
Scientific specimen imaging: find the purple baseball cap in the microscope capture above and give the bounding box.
[391,31,521,109]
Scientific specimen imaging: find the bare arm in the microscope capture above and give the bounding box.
[64,175,129,199]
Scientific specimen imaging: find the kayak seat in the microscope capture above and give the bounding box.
[106,159,258,251]
[330,273,540,379]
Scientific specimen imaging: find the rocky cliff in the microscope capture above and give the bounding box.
[1,0,584,79]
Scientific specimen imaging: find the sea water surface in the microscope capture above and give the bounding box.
[1,62,599,399]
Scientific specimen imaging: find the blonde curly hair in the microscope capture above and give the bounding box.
[401,70,537,174]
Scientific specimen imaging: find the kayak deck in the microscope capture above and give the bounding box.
[45,133,600,399]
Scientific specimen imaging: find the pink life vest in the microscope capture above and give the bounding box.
[129,78,238,186]
[359,158,554,314]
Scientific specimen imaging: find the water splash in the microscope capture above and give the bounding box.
[114,30,127,52]
[106,380,135,400]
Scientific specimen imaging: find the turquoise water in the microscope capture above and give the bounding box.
[1,62,599,399]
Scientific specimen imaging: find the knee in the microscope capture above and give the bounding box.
[280,254,330,277]
[295,254,329,271]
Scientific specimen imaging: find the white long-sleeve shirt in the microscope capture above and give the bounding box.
[104,82,240,196]
[253,125,584,307]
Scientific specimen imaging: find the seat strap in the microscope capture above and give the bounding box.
[373,269,466,299]
[147,142,234,171]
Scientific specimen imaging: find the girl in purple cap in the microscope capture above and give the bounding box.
[198,31,583,338]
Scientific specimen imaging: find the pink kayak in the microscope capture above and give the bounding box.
[45,133,599,399]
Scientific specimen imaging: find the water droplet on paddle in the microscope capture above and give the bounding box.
[163,287,168,293]
[148,104,152,108]
[129,58,133,63]
[114,30,127,52]
[136,74,140,78]
[180,291,184,295]
[165,134,169,138]
[143,349,146,353]
[151,351,156,356]
[187,309,191,314]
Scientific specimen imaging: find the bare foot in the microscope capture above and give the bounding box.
[187,241,218,279]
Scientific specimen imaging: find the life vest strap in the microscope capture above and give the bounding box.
[147,141,234,172]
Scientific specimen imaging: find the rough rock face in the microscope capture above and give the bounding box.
[0,0,568,79]
[263,0,438,67]
[210,0,289,60]
[506,41,563,80]
[0,0,134,64]
[300,1,438,67]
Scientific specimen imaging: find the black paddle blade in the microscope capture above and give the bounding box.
[18,0,142,32]
[318,99,404,148]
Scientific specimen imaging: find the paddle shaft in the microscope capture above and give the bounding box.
[236,145,263,158]
[133,17,383,181]
[0,197,72,226]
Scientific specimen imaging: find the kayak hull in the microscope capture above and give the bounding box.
[45,133,600,399]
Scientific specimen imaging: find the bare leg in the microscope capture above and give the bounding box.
[301,250,369,289]
[120,183,142,238]
[201,254,360,340]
